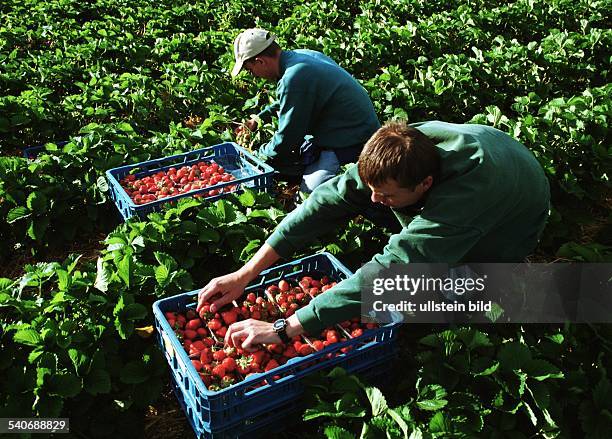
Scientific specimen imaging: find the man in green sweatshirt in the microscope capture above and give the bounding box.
[197,121,550,350]
[231,28,380,192]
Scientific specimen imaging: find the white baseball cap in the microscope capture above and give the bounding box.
[231,28,277,77]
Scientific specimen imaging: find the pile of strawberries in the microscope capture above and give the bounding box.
[163,274,379,391]
[120,161,238,205]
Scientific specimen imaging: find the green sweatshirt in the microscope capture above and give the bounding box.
[266,121,551,333]
[257,49,380,175]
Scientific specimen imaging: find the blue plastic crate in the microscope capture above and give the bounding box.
[152,252,402,437]
[23,141,69,159]
[106,142,275,221]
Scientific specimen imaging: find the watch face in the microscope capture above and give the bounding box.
[273,319,285,331]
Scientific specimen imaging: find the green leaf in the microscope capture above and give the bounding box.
[387,408,410,438]
[198,228,221,243]
[69,349,90,374]
[238,189,256,207]
[365,386,388,417]
[155,264,170,286]
[27,191,48,213]
[28,217,50,240]
[497,342,532,371]
[84,369,111,395]
[49,373,83,397]
[524,359,564,381]
[472,357,500,376]
[429,412,449,433]
[120,361,151,384]
[14,329,42,346]
[34,394,63,417]
[123,303,148,320]
[94,258,111,292]
[97,175,109,192]
[324,425,354,439]
[116,254,132,287]
[154,251,178,271]
[7,206,31,223]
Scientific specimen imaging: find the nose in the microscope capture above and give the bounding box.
[371,192,382,204]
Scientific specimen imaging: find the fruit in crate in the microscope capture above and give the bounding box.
[119,161,238,205]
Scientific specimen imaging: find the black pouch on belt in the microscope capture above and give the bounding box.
[299,139,321,166]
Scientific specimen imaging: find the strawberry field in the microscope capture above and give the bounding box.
[0,0,610,438]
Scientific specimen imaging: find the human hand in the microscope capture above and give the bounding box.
[224,319,281,351]
[234,118,258,136]
[196,271,250,314]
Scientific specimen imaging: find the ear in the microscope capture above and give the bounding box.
[420,176,434,192]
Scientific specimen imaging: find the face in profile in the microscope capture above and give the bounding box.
[367,176,433,208]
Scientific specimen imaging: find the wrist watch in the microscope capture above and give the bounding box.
[272,318,291,343]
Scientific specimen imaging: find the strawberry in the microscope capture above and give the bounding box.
[216,326,228,337]
[186,319,202,330]
[212,350,226,361]
[236,357,251,374]
[250,350,265,365]
[221,309,238,326]
[212,364,226,378]
[191,340,206,351]
[264,359,279,372]
[283,346,298,358]
[246,292,257,303]
[312,340,324,351]
[199,372,212,386]
[351,328,364,338]
[184,329,197,340]
[197,327,208,338]
[191,360,202,371]
[186,309,197,320]
[207,319,222,331]
[298,344,313,356]
[222,357,237,372]
[320,276,330,285]
[278,280,290,292]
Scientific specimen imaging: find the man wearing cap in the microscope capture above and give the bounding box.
[231,28,380,192]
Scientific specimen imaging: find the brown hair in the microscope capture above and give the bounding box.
[358,121,440,189]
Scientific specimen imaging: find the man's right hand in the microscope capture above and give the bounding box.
[196,271,250,314]
[234,118,258,136]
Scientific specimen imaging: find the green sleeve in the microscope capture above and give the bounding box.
[296,217,483,334]
[266,165,371,257]
[257,100,280,121]
[258,80,315,167]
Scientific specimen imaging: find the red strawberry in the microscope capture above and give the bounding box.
[222,357,237,372]
[312,340,324,351]
[186,319,202,330]
[191,360,202,371]
[221,309,238,325]
[246,292,257,303]
[250,350,265,365]
[186,309,197,320]
[264,359,279,372]
[351,328,364,338]
[212,364,226,378]
[298,344,313,356]
[278,280,290,292]
[212,350,226,361]
[207,319,222,330]
[216,326,228,337]
[184,329,197,340]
